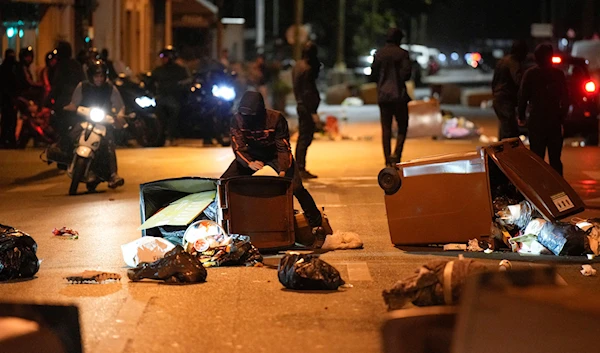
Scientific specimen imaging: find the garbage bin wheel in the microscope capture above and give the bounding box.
[378,167,402,195]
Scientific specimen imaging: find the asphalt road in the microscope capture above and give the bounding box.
[1,105,599,353]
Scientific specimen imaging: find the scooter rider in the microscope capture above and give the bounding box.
[221,91,328,248]
[64,60,126,189]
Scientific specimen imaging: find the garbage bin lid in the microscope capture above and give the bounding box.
[484,139,585,221]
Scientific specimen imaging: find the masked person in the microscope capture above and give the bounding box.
[63,60,126,190]
[221,91,328,248]
[292,41,321,179]
[518,44,569,176]
[371,28,412,167]
[492,40,529,140]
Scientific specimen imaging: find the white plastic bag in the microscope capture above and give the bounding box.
[121,237,175,267]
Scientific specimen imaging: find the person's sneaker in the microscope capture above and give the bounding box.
[108,173,125,189]
[311,226,328,249]
[299,170,318,179]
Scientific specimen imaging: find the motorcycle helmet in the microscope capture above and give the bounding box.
[87,60,109,82]
[19,46,34,62]
[159,45,178,62]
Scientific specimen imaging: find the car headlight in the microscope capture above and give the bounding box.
[212,85,236,101]
[135,96,156,108]
[89,108,106,123]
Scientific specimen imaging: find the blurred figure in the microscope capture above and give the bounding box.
[292,41,321,179]
[150,46,191,146]
[40,49,58,107]
[0,49,18,148]
[100,48,118,80]
[51,41,86,143]
[16,46,43,103]
[16,99,55,148]
[518,43,569,176]
[250,54,271,108]
[219,48,230,69]
[371,28,412,167]
[492,40,528,140]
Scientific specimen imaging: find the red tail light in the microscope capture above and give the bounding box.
[552,56,562,64]
[585,80,596,93]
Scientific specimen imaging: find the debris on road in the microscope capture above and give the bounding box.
[278,253,345,291]
[321,231,363,250]
[580,265,597,277]
[52,227,79,240]
[127,245,207,284]
[382,258,487,310]
[467,239,486,252]
[65,271,121,284]
[498,260,512,271]
[121,236,176,267]
[0,224,40,282]
[443,243,467,251]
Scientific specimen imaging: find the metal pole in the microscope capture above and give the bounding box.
[256,0,265,54]
[293,0,303,60]
[335,0,346,69]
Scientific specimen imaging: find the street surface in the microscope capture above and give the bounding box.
[1,105,599,353]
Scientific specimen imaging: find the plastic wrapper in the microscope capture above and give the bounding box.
[0,224,40,281]
[277,253,345,290]
[537,222,588,256]
[575,218,600,256]
[127,246,207,283]
[121,236,175,267]
[496,200,539,231]
[382,259,487,310]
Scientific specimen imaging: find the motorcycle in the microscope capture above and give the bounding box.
[179,66,237,146]
[112,74,163,147]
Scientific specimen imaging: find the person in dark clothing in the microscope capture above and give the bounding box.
[492,40,529,140]
[221,91,328,248]
[63,60,126,189]
[518,44,569,176]
[16,46,44,103]
[0,49,18,148]
[100,48,118,80]
[371,28,412,167]
[40,49,58,107]
[150,46,191,146]
[292,41,321,179]
[51,41,86,141]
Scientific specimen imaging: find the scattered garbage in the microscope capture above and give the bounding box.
[127,245,207,284]
[467,239,488,252]
[484,248,494,254]
[382,258,487,310]
[341,97,364,106]
[441,116,481,139]
[580,265,597,277]
[575,218,600,256]
[0,224,40,282]
[52,227,79,240]
[183,220,262,267]
[498,260,512,271]
[443,244,467,251]
[321,231,363,250]
[65,271,121,284]
[121,237,176,267]
[278,253,345,291]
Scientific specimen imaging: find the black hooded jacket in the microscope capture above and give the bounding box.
[51,42,85,109]
[371,28,412,103]
[292,45,320,112]
[230,91,292,171]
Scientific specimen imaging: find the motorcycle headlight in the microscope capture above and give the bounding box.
[90,108,106,123]
[135,96,156,108]
[212,85,236,101]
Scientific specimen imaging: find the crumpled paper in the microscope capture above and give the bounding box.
[580,264,597,277]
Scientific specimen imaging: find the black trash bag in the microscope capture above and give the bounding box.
[277,253,345,290]
[537,221,588,256]
[0,224,40,281]
[195,234,263,268]
[127,245,207,284]
[382,259,487,310]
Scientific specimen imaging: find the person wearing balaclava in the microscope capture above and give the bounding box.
[492,40,529,140]
[370,28,412,167]
[292,41,321,179]
[0,49,18,148]
[518,43,569,176]
[221,91,328,248]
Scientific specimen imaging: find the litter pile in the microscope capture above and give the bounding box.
[441,111,482,139]
[127,245,207,284]
[278,253,345,291]
[0,224,40,282]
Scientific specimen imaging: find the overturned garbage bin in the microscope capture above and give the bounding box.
[139,176,294,251]
[378,138,585,245]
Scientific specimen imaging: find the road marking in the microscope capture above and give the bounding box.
[345,262,373,281]
[94,296,152,353]
[6,183,59,193]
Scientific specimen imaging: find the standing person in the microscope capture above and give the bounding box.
[150,46,191,146]
[492,40,529,140]
[16,46,44,103]
[50,41,86,141]
[100,48,118,80]
[370,28,412,167]
[518,43,569,176]
[219,48,230,70]
[292,41,321,179]
[252,54,271,108]
[40,49,58,107]
[221,91,328,248]
[0,49,18,148]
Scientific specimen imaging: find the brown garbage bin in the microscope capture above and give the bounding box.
[378,138,585,245]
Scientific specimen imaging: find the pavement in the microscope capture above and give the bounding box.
[0,104,599,353]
